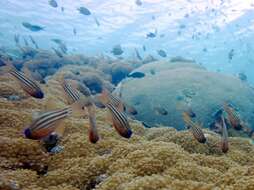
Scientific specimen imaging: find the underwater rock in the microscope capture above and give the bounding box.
[118,61,254,130]
[110,62,133,85]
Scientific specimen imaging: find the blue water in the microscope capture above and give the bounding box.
[0,0,254,81]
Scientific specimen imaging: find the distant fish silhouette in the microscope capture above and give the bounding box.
[128,71,145,79]
[22,22,44,32]
[78,6,91,15]
[48,0,58,8]
[157,49,167,57]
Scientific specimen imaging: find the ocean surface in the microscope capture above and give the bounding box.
[0,0,254,81]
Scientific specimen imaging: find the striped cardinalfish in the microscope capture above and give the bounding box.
[86,105,99,143]
[101,88,124,112]
[24,107,72,140]
[182,112,206,143]
[61,79,93,112]
[223,103,242,130]
[1,59,44,99]
[106,102,132,138]
[221,116,229,153]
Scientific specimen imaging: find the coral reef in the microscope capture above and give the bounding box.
[119,61,254,132]
[1,71,254,190]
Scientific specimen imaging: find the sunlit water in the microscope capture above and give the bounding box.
[0,0,254,81]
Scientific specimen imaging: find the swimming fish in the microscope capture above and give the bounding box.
[221,115,229,153]
[157,49,167,57]
[142,45,146,51]
[52,47,63,58]
[106,102,132,138]
[73,28,77,35]
[78,6,91,15]
[94,16,100,26]
[111,44,123,56]
[59,43,68,54]
[14,34,20,46]
[87,104,99,143]
[238,72,247,81]
[23,37,29,46]
[135,0,142,6]
[99,90,132,138]
[61,79,93,113]
[22,22,44,32]
[24,107,72,140]
[154,107,168,116]
[134,48,142,61]
[182,112,206,143]
[228,49,234,61]
[51,38,63,44]
[49,0,58,8]
[0,60,44,99]
[146,32,156,38]
[128,71,145,78]
[61,7,64,12]
[223,103,242,130]
[29,35,39,49]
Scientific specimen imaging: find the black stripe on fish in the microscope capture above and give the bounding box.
[62,81,80,102]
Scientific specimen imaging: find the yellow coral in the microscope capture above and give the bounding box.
[1,76,254,190]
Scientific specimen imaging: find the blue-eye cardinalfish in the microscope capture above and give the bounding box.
[24,107,72,140]
[99,88,132,138]
[60,78,99,143]
[0,59,44,99]
[182,112,206,143]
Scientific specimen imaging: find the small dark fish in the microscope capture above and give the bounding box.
[73,28,77,35]
[49,0,58,8]
[59,43,68,54]
[1,60,44,99]
[24,107,71,140]
[151,15,156,20]
[94,16,100,26]
[14,34,20,45]
[135,0,142,6]
[182,112,206,143]
[134,48,142,60]
[23,37,29,46]
[146,32,156,38]
[228,49,234,61]
[142,45,146,51]
[51,38,63,44]
[111,44,123,55]
[238,72,247,81]
[61,7,64,12]
[179,24,186,29]
[29,35,39,49]
[22,22,44,32]
[150,69,155,75]
[78,6,91,15]
[157,49,167,57]
[154,107,168,116]
[52,47,63,58]
[203,48,207,52]
[221,116,229,153]
[223,103,242,130]
[128,71,145,78]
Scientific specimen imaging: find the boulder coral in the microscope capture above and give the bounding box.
[1,72,254,190]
